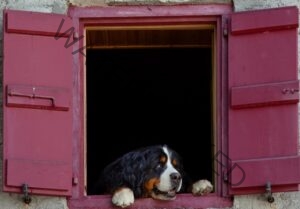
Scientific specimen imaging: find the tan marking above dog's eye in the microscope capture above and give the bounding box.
[172,159,177,166]
[160,155,167,164]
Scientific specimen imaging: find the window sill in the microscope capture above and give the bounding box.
[68,193,233,209]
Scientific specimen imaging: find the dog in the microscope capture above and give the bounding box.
[92,144,213,208]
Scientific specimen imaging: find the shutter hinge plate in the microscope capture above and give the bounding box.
[22,184,32,204]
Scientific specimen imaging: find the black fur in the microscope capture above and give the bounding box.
[91,145,191,197]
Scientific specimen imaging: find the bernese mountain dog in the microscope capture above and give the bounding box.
[92,145,213,208]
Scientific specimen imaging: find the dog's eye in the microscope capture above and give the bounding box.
[156,155,167,169]
[156,161,165,169]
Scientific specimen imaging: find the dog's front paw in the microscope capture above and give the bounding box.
[192,180,213,196]
[112,188,134,208]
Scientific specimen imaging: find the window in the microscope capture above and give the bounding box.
[3,4,300,209]
[81,15,229,208]
[85,26,215,195]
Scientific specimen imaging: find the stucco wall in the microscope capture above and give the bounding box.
[0,0,300,209]
[233,0,300,11]
[69,0,231,6]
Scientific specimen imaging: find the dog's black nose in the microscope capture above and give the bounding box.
[170,173,181,183]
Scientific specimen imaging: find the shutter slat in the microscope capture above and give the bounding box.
[231,156,300,189]
[7,159,71,191]
[6,84,70,111]
[231,6,298,35]
[6,10,72,36]
[231,80,299,109]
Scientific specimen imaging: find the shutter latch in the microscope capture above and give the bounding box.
[22,184,32,204]
[265,181,275,203]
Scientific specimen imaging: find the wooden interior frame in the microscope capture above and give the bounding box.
[68,4,233,209]
[85,24,214,49]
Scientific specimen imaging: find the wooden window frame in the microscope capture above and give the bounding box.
[68,4,233,209]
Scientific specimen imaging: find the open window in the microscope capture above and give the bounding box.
[85,26,216,195]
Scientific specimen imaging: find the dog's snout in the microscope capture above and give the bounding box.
[170,173,181,182]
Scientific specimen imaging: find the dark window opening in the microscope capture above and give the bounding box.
[86,28,215,195]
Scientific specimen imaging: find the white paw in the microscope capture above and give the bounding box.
[192,180,213,196]
[112,188,134,208]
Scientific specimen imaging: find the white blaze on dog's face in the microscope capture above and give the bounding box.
[150,145,182,200]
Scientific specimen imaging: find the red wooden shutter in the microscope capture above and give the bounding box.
[228,6,300,195]
[3,10,73,196]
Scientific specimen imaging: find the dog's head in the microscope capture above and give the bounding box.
[95,145,184,201]
[140,145,183,200]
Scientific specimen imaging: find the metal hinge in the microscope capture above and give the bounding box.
[223,171,228,182]
[265,181,275,203]
[72,176,79,185]
[223,18,229,37]
[223,27,228,37]
[73,32,79,40]
[22,184,32,204]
